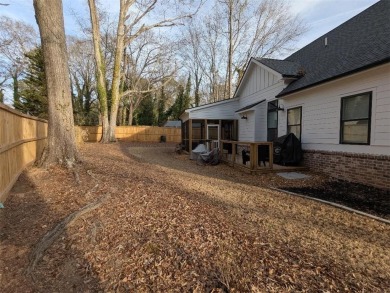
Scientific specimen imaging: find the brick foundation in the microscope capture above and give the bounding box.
[303,150,390,190]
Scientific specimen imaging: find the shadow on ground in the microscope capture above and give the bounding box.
[0,171,102,292]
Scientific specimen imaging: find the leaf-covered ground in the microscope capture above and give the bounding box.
[0,142,389,292]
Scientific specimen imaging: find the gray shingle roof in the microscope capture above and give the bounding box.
[255,58,302,77]
[277,0,390,97]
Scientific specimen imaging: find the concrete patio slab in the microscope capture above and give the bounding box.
[277,172,311,180]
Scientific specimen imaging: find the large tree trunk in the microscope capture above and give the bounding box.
[87,0,110,142]
[128,100,133,126]
[33,0,79,167]
[107,2,127,142]
[226,0,233,100]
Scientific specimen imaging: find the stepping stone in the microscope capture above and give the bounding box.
[277,172,311,180]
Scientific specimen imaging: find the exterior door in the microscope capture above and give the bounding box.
[207,125,220,150]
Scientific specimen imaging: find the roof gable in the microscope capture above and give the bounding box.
[234,58,283,97]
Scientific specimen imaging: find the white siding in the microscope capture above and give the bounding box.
[279,63,390,155]
[239,112,255,141]
[188,99,239,120]
[240,66,274,98]
[237,63,285,141]
[254,102,267,141]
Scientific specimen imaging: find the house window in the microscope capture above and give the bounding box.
[287,106,302,140]
[267,100,278,141]
[340,92,371,144]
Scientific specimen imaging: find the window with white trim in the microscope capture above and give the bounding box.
[287,106,302,140]
[340,92,371,144]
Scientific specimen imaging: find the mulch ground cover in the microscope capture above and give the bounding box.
[0,142,389,292]
[281,180,390,220]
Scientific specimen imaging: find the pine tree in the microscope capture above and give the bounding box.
[18,47,48,119]
[184,74,191,108]
[157,86,167,126]
[168,75,192,120]
[170,84,184,120]
[135,92,156,125]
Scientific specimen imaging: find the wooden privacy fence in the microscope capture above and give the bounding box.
[78,125,181,143]
[0,104,48,202]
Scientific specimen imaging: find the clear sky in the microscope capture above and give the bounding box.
[0,0,380,55]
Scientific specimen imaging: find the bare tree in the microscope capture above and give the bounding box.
[180,23,204,106]
[0,16,38,106]
[198,13,226,102]
[33,0,79,166]
[87,0,111,142]
[178,0,305,105]
[88,0,199,142]
[121,31,177,125]
[68,37,98,125]
[218,0,306,96]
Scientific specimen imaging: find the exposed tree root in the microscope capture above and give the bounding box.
[26,191,107,279]
[86,169,99,181]
[72,169,81,185]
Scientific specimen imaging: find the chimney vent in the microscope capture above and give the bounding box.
[325,37,328,46]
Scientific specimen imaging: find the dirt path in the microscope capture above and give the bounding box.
[1,142,389,292]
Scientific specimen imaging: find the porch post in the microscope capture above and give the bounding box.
[232,142,236,166]
[269,142,273,169]
[204,119,207,141]
[219,120,222,149]
[189,119,193,156]
[250,143,256,170]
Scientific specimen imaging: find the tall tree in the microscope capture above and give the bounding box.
[198,13,226,103]
[179,0,305,104]
[18,47,48,119]
[87,0,110,142]
[0,16,38,107]
[121,31,177,125]
[218,0,306,97]
[156,86,167,126]
[168,76,191,120]
[87,0,198,142]
[33,0,79,166]
[134,92,156,126]
[68,37,98,126]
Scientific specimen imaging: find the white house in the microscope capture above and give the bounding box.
[181,0,390,189]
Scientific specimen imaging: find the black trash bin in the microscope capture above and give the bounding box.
[273,133,302,165]
[160,135,166,143]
